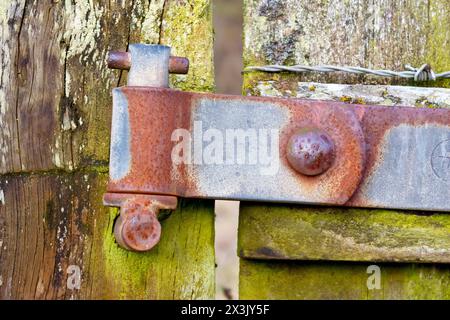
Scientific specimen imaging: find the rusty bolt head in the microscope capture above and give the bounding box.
[286,128,336,176]
[114,200,161,252]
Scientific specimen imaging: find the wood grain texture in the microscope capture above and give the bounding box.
[240,0,450,299]
[0,0,215,173]
[243,0,450,87]
[0,173,214,299]
[240,259,450,299]
[0,0,216,299]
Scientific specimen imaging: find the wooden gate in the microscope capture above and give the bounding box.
[239,0,450,299]
[1,0,449,300]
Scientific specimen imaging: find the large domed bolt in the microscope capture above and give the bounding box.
[114,199,162,252]
[286,128,336,176]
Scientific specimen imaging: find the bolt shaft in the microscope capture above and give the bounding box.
[107,51,189,74]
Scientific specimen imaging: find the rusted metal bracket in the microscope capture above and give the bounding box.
[103,193,177,251]
[104,44,450,251]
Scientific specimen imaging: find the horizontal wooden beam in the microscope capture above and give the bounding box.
[254,81,450,109]
[240,259,450,299]
[239,203,450,263]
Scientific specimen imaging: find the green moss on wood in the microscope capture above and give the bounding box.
[161,0,215,92]
[91,199,215,299]
[238,204,450,263]
[239,259,450,300]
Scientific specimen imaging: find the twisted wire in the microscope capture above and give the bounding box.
[244,63,450,81]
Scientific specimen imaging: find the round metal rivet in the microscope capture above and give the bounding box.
[286,128,336,176]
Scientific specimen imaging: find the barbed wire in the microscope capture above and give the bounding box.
[244,63,450,81]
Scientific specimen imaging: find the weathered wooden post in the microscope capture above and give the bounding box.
[239,0,450,299]
[0,1,215,299]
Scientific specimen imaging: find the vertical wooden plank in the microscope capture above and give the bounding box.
[240,0,450,299]
[0,0,216,173]
[0,0,215,299]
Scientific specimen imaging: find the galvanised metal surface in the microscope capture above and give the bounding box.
[127,44,171,87]
[107,86,450,212]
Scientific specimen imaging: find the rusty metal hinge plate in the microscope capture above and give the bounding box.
[104,44,450,251]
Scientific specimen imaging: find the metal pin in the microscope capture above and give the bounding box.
[108,51,189,74]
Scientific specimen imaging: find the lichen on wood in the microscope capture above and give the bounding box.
[253,81,450,108]
[0,0,215,174]
[243,0,450,90]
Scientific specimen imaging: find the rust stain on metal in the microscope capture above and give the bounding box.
[169,56,190,74]
[107,51,189,74]
[107,88,367,205]
[109,88,196,196]
[118,199,161,252]
[107,51,132,70]
[278,98,366,204]
[107,87,450,209]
